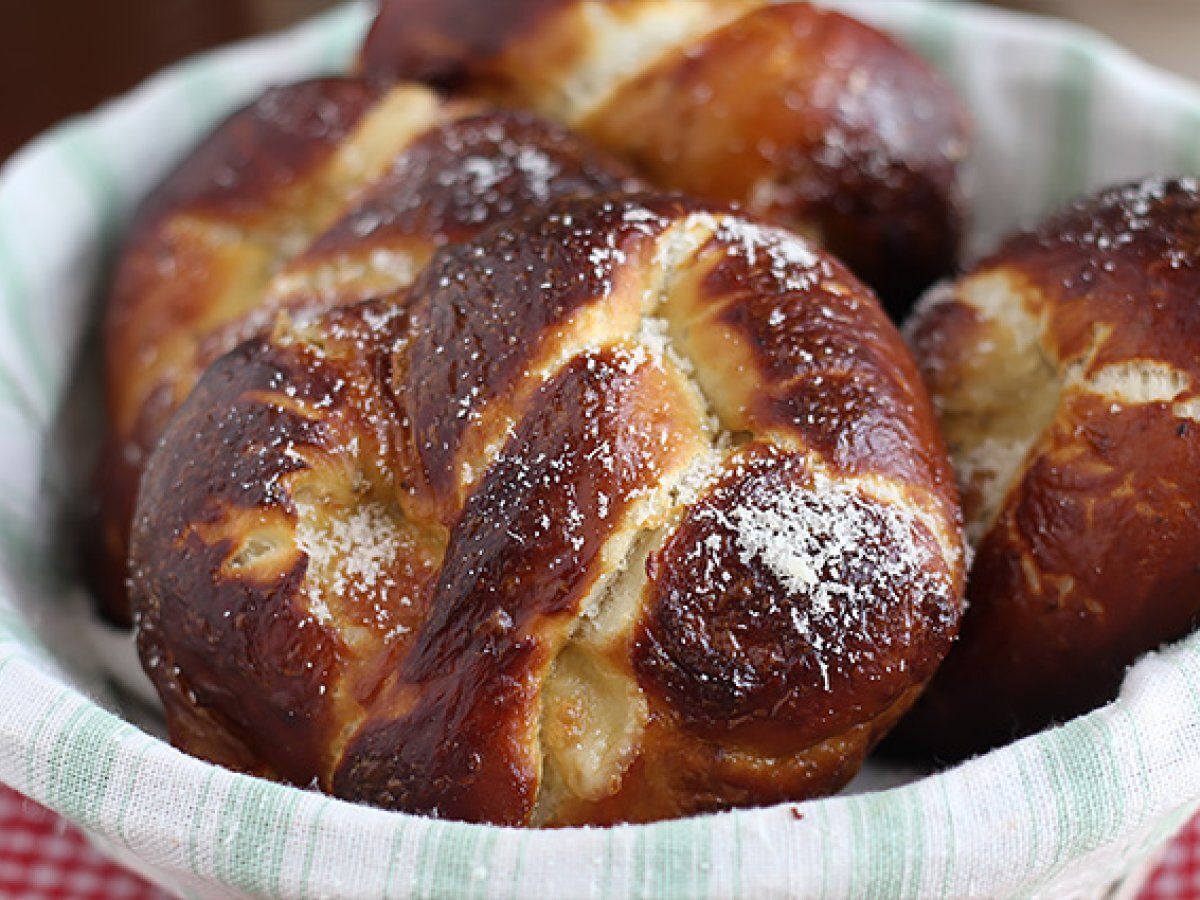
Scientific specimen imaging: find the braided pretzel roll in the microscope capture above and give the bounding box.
[892,177,1200,760]
[360,0,969,318]
[89,76,638,624]
[131,194,966,825]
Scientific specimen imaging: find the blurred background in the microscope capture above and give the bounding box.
[0,0,340,160]
[1001,1,1199,81]
[1,0,1198,161]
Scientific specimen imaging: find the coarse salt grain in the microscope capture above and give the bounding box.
[295,500,402,615]
[726,470,944,632]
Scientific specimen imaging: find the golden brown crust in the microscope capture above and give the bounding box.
[894,177,1200,758]
[636,445,957,751]
[132,79,382,230]
[333,344,700,823]
[360,0,969,317]
[132,195,964,824]
[279,107,642,303]
[89,80,638,625]
[581,3,966,317]
[405,195,682,508]
[133,303,433,785]
[359,0,579,89]
[106,78,382,430]
[670,219,959,501]
[91,78,380,624]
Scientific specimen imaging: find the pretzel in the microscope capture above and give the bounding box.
[88,77,639,624]
[894,177,1200,759]
[131,194,966,825]
[360,0,970,317]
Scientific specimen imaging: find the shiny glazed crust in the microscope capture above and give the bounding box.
[360,0,969,317]
[895,177,1200,759]
[131,195,966,825]
[88,77,639,624]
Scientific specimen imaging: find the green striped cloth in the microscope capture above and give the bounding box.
[0,2,1198,896]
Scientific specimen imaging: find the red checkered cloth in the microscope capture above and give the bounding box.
[0,785,169,900]
[0,781,1196,898]
[1140,814,1200,899]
